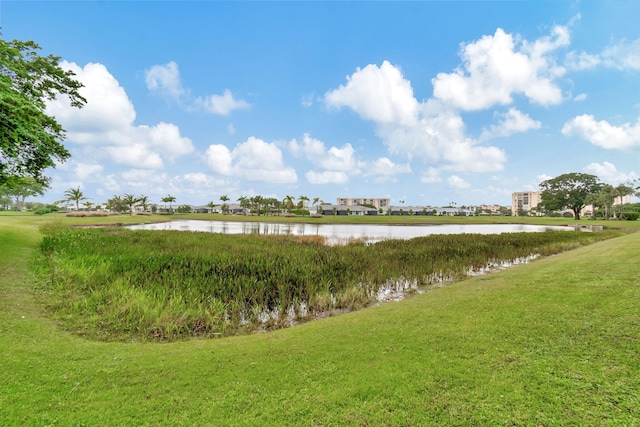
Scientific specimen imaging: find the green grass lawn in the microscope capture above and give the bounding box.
[1,214,639,425]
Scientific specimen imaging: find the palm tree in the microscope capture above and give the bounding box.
[237,196,249,214]
[207,201,217,214]
[251,195,264,216]
[106,195,124,213]
[122,193,140,216]
[283,195,294,213]
[64,187,87,211]
[161,195,176,213]
[298,195,310,216]
[137,195,150,212]
[264,197,279,216]
[220,194,229,214]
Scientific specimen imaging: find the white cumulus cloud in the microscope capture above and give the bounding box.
[566,38,640,71]
[324,24,571,176]
[537,174,553,184]
[145,61,251,115]
[305,170,349,185]
[46,61,194,170]
[196,89,251,116]
[584,161,638,184]
[480,108,542,140]
[291,134,413,185]
[366,157,412,176]
[325,64,507,174]
[205,137,297,184]
[47,61,135,135]
[325,60,419,127]
[448,175,471,189]
[432,26,568,110]
[104,144,164,169]
[73,163,104,181]
[291,133,357,171]
[421,167,443,184]
[144,61,186,101]
[562,114,640,150]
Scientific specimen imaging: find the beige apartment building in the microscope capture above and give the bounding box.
[336,197,390,210]
[511,191,542,216]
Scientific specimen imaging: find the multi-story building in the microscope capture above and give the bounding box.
[511,191,542,216]
[336,197,390,210]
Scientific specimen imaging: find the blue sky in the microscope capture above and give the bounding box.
[3,1,639,207]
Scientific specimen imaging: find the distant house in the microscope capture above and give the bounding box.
[389,206,436,216]
[469,204,504,215]
[320,204,378,216]
[436,207,474,216]
[191,203,246,214]
[192,205,214,214]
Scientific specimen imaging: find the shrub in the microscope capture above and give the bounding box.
[623,212,639,221]
[34,205,60,215]
[34,207,52,215]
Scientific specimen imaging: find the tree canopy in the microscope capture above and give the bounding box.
[0,176,45,210]
[539,173,601,220]
[584,184,616,220]
[1,38,85,187]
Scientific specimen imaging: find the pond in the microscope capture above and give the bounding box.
[126,220,579,245]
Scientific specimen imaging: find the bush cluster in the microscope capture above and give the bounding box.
[33,205,59,215]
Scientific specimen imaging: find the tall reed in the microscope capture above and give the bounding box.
[34,225,623,341]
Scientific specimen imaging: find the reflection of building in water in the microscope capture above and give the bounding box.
[336,197,390,210]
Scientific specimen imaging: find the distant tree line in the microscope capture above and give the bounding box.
[3,172,639,221]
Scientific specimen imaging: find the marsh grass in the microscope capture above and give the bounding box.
[34,225,624,341]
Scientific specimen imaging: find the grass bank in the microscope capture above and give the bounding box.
[1,214,638,425]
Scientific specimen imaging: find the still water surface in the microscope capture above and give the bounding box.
[127,220,576,244]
